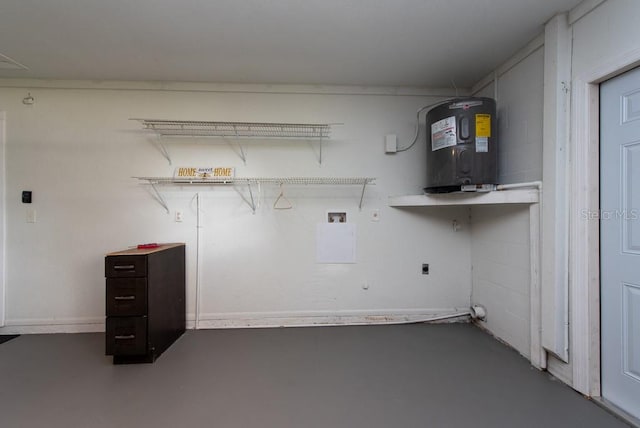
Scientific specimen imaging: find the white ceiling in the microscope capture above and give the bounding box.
[0,0,583,88]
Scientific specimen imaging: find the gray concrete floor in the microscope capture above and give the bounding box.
[0,323,630,428]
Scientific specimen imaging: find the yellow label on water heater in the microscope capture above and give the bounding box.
[475,114,491,138]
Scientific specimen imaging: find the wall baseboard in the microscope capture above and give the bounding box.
[0,317,105,334]
[194,309,470,329]
[1,309,470,334]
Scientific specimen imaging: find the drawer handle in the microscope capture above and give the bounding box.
[114,335,136,340]
[113,265,135,271]
[114,296,136,301]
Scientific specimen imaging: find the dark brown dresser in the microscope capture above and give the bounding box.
[105,243,185,364]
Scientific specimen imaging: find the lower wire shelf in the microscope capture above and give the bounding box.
[134,176,376,213]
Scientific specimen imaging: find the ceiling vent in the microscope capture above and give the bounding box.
[0,53,28,71]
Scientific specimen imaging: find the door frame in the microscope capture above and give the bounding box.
[571,48,640,397]
[0,111,5,327]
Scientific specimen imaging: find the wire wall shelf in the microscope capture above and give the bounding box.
[134,176,376,213]
[133,119,331,138]
[132,119,335,165]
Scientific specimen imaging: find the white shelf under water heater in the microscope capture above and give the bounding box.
[388,186,539,207]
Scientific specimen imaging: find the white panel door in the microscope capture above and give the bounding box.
[601,66,640,419]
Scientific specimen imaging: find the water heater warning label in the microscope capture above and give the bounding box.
[475,114,491,137]
[431,116,457,151]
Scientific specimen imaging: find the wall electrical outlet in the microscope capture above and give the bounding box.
[175,211,183,222]
[422,263,429,275]
[26,208,37,223]
[371,209,380,222]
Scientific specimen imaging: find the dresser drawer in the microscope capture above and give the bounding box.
[105,256,147,278]
[106,278,147,316]
[105,317,147,356]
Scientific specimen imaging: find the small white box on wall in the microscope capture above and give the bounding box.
[316,223,356,264]
[385,134,397,153]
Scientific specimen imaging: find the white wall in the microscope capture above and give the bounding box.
[571,0,640,76]
[468,40,545,358]
[0,82,472,333]
[551,0,640,394]
[467,0,640,394]
[470,205,532,357]
[473,51,544,184]
[495,49,544,184]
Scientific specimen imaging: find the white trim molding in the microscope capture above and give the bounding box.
[195,308,471,329]
[0,317,105,334]
[471,33,544,96]
[568,0,607,25]
[529,201,545,369]
[542,13,572,363]
[0,78,465,98]
[570,46,640,397]
[570,75,600,396]
[0,111,5,328]
[0,310,472,334]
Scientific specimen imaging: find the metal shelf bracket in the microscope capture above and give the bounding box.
[224,138,247,165]
[154,135,172,165]
[232,181,259,213]
[358,180,369,210]
[148,180,170,214]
